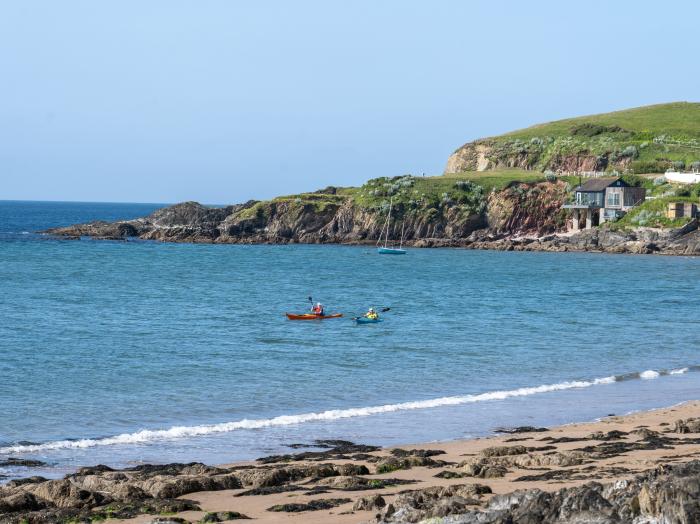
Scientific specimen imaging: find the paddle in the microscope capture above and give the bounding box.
[351,307,391,321]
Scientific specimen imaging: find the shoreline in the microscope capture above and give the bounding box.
[2,401,700,523]
[43,221,700,257]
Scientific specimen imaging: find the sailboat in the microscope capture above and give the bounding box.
[377,197,407,255]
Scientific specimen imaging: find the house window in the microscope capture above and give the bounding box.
[607,192,620,207]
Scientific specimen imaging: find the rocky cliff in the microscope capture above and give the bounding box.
[445,102,700,175]
[44,175,700,255]
[45,179,570,246]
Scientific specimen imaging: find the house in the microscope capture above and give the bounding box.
[667,202,698,219]
[563,177,646,230]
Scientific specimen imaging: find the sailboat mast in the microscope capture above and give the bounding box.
[383,197,393,248]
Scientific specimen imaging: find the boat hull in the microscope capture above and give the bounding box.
[377,247,406,255]
[285,313,343,320]
[354,317,382,324]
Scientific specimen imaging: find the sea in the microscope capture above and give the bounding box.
[1,200,699,481]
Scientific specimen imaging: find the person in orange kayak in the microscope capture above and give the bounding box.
[311,302,325,316]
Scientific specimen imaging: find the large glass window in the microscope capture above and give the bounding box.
[576,192,603,206]
[607,192,620,207]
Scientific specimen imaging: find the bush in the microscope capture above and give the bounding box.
[631,209,657,226]
[454,180,478,192]
[544,170,556,182]
[570,123,624,137]
[629,160,669,174]
[621,145,639,158]
[691,161,700,172]
[672,160,686,170]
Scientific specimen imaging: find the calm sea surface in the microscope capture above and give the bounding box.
[1,200,699,480]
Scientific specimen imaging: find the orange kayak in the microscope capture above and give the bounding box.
[285,313,343,320]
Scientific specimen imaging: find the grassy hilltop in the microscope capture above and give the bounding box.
[446,102,700,175]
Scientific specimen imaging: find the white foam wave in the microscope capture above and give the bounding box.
[0,375,618,455]
[640,370,660,379]
[670,368,689,375]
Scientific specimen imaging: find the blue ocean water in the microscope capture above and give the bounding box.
[1,200,699,480]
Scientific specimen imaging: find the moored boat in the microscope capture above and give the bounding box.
[377,197,407,255]
[377,246,406,255]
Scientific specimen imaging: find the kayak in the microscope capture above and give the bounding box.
[354,317,383,324]
[286,313,343,320]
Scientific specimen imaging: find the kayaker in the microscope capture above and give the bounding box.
[311,302,325,316]
[365,307,378,320]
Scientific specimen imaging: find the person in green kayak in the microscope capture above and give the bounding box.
[364,307,378,320]
[311,302,325,316]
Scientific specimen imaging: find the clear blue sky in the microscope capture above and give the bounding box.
[1,1,699,204]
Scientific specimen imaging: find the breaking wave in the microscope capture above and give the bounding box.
[1,366,695,455]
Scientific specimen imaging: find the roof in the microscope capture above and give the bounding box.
[575,177,628,192]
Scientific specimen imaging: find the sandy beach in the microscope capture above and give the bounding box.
[84,401,700,524]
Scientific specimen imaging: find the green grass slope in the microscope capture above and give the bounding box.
[503,102,700,140]
[448,102,700,174]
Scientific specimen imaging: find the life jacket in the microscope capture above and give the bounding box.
[313,305,324,315]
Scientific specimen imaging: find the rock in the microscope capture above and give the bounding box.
[378,484,489,522]
[314,476,414,491]
[0,491,43,513]
[353,494,386,511]
[258,440,380,463]
[149,518,190,524]
[375,455,439,474]
[267,497,352,512]
[28,479,108,509]
[630,428,660,439]
[234,462,358,488]
[434,470,468,479]
[377,460,700,523]
[458,460,509,479]
[674,417,700,433]
[493,426,549,434]
[587,430,628,440]
[198,510,250,522]
[480,445,527,457]
[390,448,446,458]
[234,484,309,497]
[0,458,47,468]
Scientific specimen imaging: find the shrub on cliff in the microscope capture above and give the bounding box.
[673,160,686,170]
[630,159,670,174]
[621,145,639,158]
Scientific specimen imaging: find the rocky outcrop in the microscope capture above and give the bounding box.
[463,219,700,256]
[42,181,700,255]
[40,181,546,244]
[0,459,361,523]
[444,139,619,175]
[377,460,700,523]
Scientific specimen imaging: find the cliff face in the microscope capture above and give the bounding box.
[45,181,568,246]
[445,138,632,175]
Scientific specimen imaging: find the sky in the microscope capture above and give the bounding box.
[1,1,699,204]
